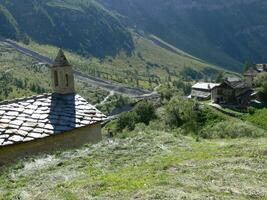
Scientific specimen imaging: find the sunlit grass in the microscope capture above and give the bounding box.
[0,127,266,200]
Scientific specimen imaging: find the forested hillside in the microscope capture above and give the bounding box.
[0,0,133,57]
[1,0,267,72]
[98,0,267,72]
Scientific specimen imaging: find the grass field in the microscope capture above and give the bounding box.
[0,124,266,200]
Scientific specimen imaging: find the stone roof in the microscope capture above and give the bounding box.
[254,64,267,72]
[224,77,250,89]
[0,93,106,147]
[192,82,220,90]
[53,49,70,67]
[244,67,259,76]
[191,90,211,99]
[244,64,267,76]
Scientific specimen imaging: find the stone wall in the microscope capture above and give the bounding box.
[0,123,102,166]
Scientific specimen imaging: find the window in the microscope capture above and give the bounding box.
[54,71,59,87]
[65,74,69,87]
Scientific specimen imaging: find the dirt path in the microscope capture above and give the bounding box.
[95,91,115,107]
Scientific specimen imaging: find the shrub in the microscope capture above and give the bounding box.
[134,101,156,125]
[247,107,256,115]
[157,84,181,101]
[116,111,138,132]
[165,97,198,133]
[116,101,157,132]
[196,106,224,127]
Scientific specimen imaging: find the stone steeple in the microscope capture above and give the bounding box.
[53,49,70,67]
[51,49,75,94]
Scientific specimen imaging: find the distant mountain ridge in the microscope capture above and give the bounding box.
[1,0,267,72]
[97,0,267,72]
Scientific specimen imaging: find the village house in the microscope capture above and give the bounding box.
[0,50,106,165]
[189,82,220,100]
[211,77,253,107]
[244,64,267,86]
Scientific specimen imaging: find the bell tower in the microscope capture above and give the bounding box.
[51,49,75,94]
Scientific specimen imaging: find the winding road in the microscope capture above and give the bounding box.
[2,39,159,99]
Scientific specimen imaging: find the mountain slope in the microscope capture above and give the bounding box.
[0,41,110,104]
[19,31,221,90]
[1,0,267,73]
[97,0,267,72]
[0,0,133,57]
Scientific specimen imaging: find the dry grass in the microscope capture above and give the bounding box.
[0,125,266,200]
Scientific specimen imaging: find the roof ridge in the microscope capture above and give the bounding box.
[0,93,52,106]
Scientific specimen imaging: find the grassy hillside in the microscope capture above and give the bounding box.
[0,41,266,199]
[0,0,133,57]
[0,125,266,199]
[18,32,222,90]
[0,41,109,104]
[244,108,267,130]
[98,0,267,72]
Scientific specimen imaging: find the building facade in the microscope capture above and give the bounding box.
[211,77,252,107]
[244,64,267,87]
[189,82,220,100]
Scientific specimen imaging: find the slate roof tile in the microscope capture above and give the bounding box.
[9,135,24,143]
[20,127,34,132]
[10,120,24,126]
[8,124,20,129]
[0,93,106,147]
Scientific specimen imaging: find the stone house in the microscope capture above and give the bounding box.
[0,50,106,165]
[211,77,253,107]
[189,82,220,100]
[244,64,267,86]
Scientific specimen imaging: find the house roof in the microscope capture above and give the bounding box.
[224,77,250,89]
[244,67,260,76]
[192,82,220,90]
[0,93,106,147]
[254,64,267,72]
[191,90,211,98]
[244,64,267,76]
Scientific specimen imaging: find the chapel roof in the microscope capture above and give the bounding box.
[0,93,106,147]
